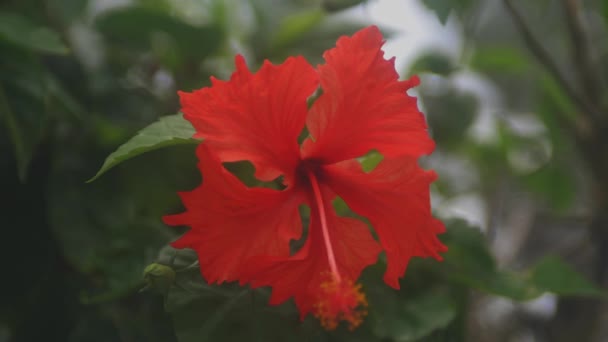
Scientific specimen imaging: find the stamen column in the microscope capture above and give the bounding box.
[307,169,341,282]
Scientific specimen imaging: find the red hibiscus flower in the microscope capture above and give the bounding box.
[164,26,447,330]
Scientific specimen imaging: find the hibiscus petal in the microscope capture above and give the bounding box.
[323,158,447,289]
[303,26,434,163]
[242,199,381,319]
[163,144,305,284]
[179,55,318,182]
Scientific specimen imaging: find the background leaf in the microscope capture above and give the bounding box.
[529,257,607,298]
[270,9,325,51]
[95,5,223,72]
[0,12,68,54]
[438,220,605,301]
[369,291,456,341]
[322,0,368,12]
[409,51,457,76]
[471,46,529,74]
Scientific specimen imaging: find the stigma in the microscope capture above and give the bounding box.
[313,274,368,330]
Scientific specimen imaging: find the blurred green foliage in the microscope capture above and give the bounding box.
[1,0,606,341]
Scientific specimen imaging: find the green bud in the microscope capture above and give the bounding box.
[143,263,176,294]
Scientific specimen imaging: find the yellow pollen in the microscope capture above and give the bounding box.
[313,275,368,330]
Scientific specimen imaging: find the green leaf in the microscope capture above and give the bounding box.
[370,291,456,341]
[50,136,198,303]
[95,6,223,61]
[540,74,577,116]
[89,114,199,182]
[521,162,575,211]
[0,12,68,54]
[270,9,325,51]
[172,290,248,342]
[471,46,530,74]
[0,85,26,181]
[439,220,534,300]
[0,50,85,181]
[322,0,368,12]
[421,0,453,24]
[163,248,309,341]
[483,272,541,301]
[529,256,606,297]
[537,74,577,135]
[439,220,533,299]
[421,0,474,24]
[439,220,605,300]
[45,0,89,25]
[441,219,496,278]
[0,80,51,182]
[424,91,478,147]
[409,52,456,76]
[270,19,373,64]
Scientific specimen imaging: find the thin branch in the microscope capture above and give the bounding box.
[562,0,605,105]
[502,0,603,123]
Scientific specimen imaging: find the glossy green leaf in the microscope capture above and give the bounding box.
[89,114,199,182]
[0,12,68,54]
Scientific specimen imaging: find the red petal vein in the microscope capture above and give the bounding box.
[163,144,305,284]
[179,55,318,183]
[303,25,435,163]
[323,157,447,289]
